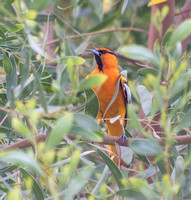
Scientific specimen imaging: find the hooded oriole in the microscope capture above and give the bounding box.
[87,47,131,165]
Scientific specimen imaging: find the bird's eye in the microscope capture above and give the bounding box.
[102,50,107,54]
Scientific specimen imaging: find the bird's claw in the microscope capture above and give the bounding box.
[117,133,128,144]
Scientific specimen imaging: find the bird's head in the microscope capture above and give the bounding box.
[88,47,118,71]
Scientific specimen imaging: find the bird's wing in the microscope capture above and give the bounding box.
[121,74,131,104]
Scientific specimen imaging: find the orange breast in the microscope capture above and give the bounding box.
[88,69,126,121]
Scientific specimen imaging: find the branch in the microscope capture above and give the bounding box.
[1,134,191,152]
[175,8,191,16]
[115,52,145,69]
[83,52,145,69]
[44,27,148,46]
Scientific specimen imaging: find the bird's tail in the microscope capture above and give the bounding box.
[107,120,127,166]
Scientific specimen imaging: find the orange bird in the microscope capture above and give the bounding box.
[87,47,131,165]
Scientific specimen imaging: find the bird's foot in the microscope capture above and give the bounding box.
[117,133,128,144]
[117,123,128,144]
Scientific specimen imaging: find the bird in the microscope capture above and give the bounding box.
[87,47,131,165]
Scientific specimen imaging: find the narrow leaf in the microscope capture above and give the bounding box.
[29,0,52,11]
[176,110,191,132]
[46,113,73,151]
[74,113,99,131]
[79,74,107,91]
[117,189,146,199]
[168,19,191,50]
[21,48,30,86]
[69,125,102,142]
[60,56,85,65]
[171,156,184,183]
[20,168,44,200]
[85,89,99,118]
[0,151,42,174]
[97,149,124,189]
[128,106,144,133]
[120,45,160,69]
[6,55,17,102]
[64,165,93,200]
[28,35,46,57]
[92,165,109,196]
[3,52,12,75]
[137,85,152,116]
[137,68,159,77]
[121,0,128,15]
[117,146,133,165]
[33,69,48,113]
[130,139,163,156]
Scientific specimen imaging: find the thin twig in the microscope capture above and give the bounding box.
[44,27,148,46]
[175,9,191,16]
[0,114,8,126]
[83,52,146,68]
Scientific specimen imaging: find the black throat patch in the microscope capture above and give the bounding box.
[95,54,103,71]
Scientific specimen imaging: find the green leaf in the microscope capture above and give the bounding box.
[69,125,102,142]
[12,117,33,142]
[46,113,73,151]
[97,149,124,189]
[161,5,169,21]
[176,109,191,132]
[130,139,163,156]
[137,85,152,116]
[21,48,30,86]
[79,74,107,91]
[127,177,157,199]
[0,165,18,175]
[0,28,6,38]
[28,35,46,57]
[24,10,37,20]
[128,106,144,133]
[35,14,55,22]
[162,25,174,47]
[0,0,14,5]
[89,12,119,32]
[6,55,17,102]
[90,0,103,20]
[20,168,44,200]
[137,68,159,77]
[117,189,146,199]
[121,0,128,15]
[29,0,53,11]
[168,19,191,50]
[120,45,160,69]
[136,155,150,165]
[117,146,133,165]
[0,151,42,174]
[60,56,85,65]
[85,89,99,118]
[11,23,24,32]
[3,52,12,75]
[157,160,167,174]
[171,156,184,183]
[33,69,48,113]
[64,165,93,200]
[74,113,99,131]
[92,165,109,196]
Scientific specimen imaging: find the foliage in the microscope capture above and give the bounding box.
[0,0,191,200]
